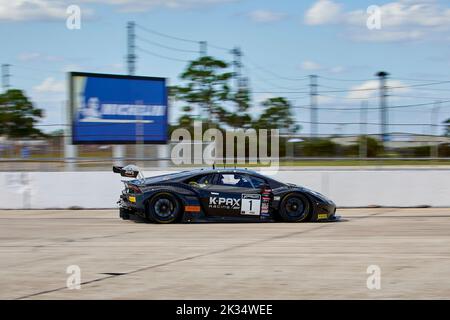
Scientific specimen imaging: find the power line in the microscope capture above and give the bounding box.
[292,120,448,126]
[290,99,450,111]
[136,35,199,54]
[321,80,450,93]
[390,94,450,100]
[318,75,375,82]
[208,43,231,52]
[386,100,450,109]
[244,66,307,91]
[318,93,379,100]
[251,80,450,94]
[136,24,198,44]
[136,46,190,63]
[34,121,448,127]
[244,57,309,82]
[405,87,450,92]
[12,64,62,74]
[394,77,450,82]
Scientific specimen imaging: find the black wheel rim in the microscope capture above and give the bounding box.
[285,197,306,219]
[154,197,176,218]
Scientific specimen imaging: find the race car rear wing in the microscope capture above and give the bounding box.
[112,165,142,179]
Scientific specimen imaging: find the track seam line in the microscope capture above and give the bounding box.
[15,223,335,300]
[15,210,390,299]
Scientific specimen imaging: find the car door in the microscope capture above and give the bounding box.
[204,173,262,218]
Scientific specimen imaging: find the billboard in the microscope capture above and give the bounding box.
[69,72,168,144]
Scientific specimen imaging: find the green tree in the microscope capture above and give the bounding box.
[445,118,450,136]
[254,97,299,133]
[225,86,252,129]
[301,139,338,157]
[344,136,383,157]
[0,89,44,138]
[172,56,233,124]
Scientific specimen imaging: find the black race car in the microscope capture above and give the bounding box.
[113,165,338,223]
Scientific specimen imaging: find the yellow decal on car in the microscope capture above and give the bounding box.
[318,213,328,220]
[129,196,136,203]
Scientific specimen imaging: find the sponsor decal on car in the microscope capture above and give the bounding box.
[184,205,201,212]
[209,196,240,210]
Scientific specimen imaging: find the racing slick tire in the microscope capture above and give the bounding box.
[147,192,181,224]
[119,208,131,220]
[278,193,311,222]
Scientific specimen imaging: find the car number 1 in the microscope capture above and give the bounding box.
[241,194,261,215]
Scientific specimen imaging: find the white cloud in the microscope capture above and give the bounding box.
[346,1,450,29]
[82,0,237,13]
[0,0,68,21]
[301,60,322,71]
[61,64,82,72]
[33,77,65,93]
[304,0,450,42]
[300,60,344,74]
[18,52,41,61]
[247,9,285,23]
[330,66,345,73]
[0,0,236,21]
[347,79,410,100]
[304,0,341,25]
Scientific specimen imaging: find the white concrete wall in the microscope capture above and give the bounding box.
[1,170,449,209]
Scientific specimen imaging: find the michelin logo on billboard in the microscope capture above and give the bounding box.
[78,96,166,123]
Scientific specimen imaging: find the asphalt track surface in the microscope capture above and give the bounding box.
[0,208,449,299]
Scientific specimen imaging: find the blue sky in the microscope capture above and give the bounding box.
[1,0,450,136]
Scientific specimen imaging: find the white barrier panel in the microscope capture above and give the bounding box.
[0,170,449,209]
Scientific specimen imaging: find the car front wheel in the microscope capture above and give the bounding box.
[278,194,311,222]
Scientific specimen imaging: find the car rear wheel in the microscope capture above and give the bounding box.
[147,192,181,223]
[278,194,311,222]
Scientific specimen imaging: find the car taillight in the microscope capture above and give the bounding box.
[127,184,142,194]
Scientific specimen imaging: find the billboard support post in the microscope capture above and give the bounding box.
[63,99,77,171]
[64,143,77,171]
[157,144,169,168]
[113,145,125,166]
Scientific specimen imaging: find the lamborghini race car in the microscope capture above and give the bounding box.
[113,165,337,223]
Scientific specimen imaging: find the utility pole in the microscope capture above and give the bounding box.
[359,100,368,159]
[199,41,207,57]
[127,21,136,76]
[114,21,136,167]
[198,41,208,120]
[231,47,244,89]
[127,21,144,167]
[309,75,318,138]
[431,101,441,158]
[2,64,11,92]
[376,71,389,144]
